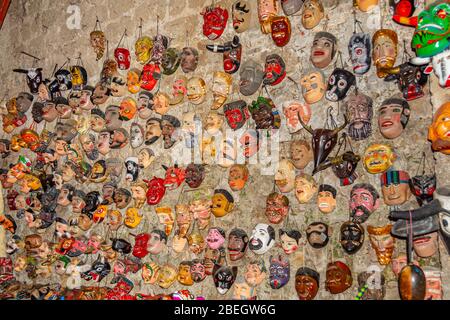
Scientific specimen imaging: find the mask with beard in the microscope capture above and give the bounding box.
[349,183,380,223]
[340,221,364,254]
[367,224,395,265]
[249,223,275,255]
[306,222,330,249]
[344,93,373,141]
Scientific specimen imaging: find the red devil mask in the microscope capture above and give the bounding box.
[163,165,186,190]
[114,48,131,70]
[207,36,242,74]
[224,100,249,130]
[140,63,161,91]
[271,16,292,47]
[201,6,229,40]
[144,177,166,205]
[132,233,150,259]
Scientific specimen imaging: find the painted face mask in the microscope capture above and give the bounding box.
[224,100,249,130]
[126,68,141,94]
[169,76,187,106]
[389,0,416,17]
[161,115,181,149]
[325,261,353,294]
[189,259,206,283]
[271,16,291,47]
[206,227,226,250]
[249,223,275,255]
[269,255,290,289]
[228,164,249,191]
[151,34,170,64]
[180,47,199,73]
[380,170,411,206]
[265,192,289,224]
[177,261,194,286]
[340,221,364,254]
[317,184,337,213]
[135,36,153,65]
[283,101,312,134]
[232,1,251,33]
[207,36,242,75]
[158,264,178,289]
[372,29,398,78]
[325,68,356,102]
[161,48,181,75]
[70,66,88,89]
[411,174,436,207]
[306,222,330,248]
[212,71,233,110]
[311,32,337,69]
[249,96,280,129]
[202,5,228,40]
[295,267,320,300]
[279,229,301,255]
[239,129,260,158]
[350,183,380,223]
[423,267,442,300]
[129,123,144,149]
[227,228,249,261]
[81,256,111,283]
[90,30,106,61]
[274,159,296,193]
[428,102,450,154]
[263,54,286,86]
[348,33,371,75]
[301,0,324,29]
[124,157,139,182]
[290,140,313,170]
[413,231,439,258]
[184,163,205,189]
[345,93,373,141]
[187,77,207,105]
[258,0,279,34]
[119,97,137,121]
[420,49,450,89]
[213,264,238,294]
[144,177,166,205]
[13,68,43,94]
[239,59,265,96]
[295,174,318,204]
[363,144,396,174]
[92,82,110,106]
[114,47,131,70]
[367,224,395,265]
[211,189,235,218]
[384,63,428,101]
[140,63,161,92]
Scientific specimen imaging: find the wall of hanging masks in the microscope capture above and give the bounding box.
[0,0,449,300]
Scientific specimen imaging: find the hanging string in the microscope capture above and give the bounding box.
[156,15,160,35]
[325,106,337,130]
[138,18,143,38]
[116,29,127,50]
[402,39,412,64]
[93,16,102,32]
[407,210,413,264]
[185,30,189,47]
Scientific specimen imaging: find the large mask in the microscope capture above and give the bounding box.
[232,1,251,33]
[300,69,327,104]
[350,183,380,223]
[269,255,290,289]
[257,0,278,34]
[283,101,312,134]
[384,63,428,101]
[227,228,249,261]
[224,100,249,130]
[411,173,436,207]
[295,173,318,204]
[187,77,206,105]
[363,144,396,174]
[325,261,352,294]
[135,36,153,65]
[340,221,364,254]
[325,68,355,102]
[211,71,232,110]
[275,159,296,193]
[306,222,330,248]
[380,170,411,206]
[367,224,395,265]
[428,102,450,154]
[140,63,161,92]
[345,93,373,141]
[317,184,337,213]
[239,60,265,96]
[271,16,291,47]
[295,267,320,300]
[249,96,280,129]
[207,36,242,74]
[265,192,290,224]
[263,54,286,86]
[301,0,324,29]
[213,264,238,295]
[311,32,337,69]
[372,29,398,78]
[202,5,228,40]
[249,223,275,255]
[348,33,372,75]
[211,189,234,218]
[290,140,313,169]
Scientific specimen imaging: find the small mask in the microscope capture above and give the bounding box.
[295,267,320,300]
[157,264,178,289]
[224,100,249,130]
[135,36,153,65]
[325,261,353,294]
[325,68,355,102]
[306,222,330,248]
[185,163,205,188]
[410,174,436,207]
[127,68,141,94]
[188,259,205,284]
[350,183,380,223]
[180,47,199,73]
[212,71,233,110]
[372,29,398,78]
[269,255,290,289]
[161,48,181,75]
[257,0,278,33]
[423,267,442,300]
[187,77,207,105]
[283,101,312,134]
[244,260,267,287]
[13,68,43,94]
[201,5,228,40]
[428,102,450,154]
[130,123,144,149]
[340,221,365,254]
[178,262,194,286]
[367,224,395,265]
[232,1,251,33]
[81,256,111,283]
[249,223,275,255]
[161,115,181,149]
[290,140,313,170]
[145,177,166,205]
[279,229,301,255]
[363,143,396,174]
[239,59,265,96]
[228,164,249,191]
[169,76,187,106]
[114,47,131,70]
[153,92,170,116]
[265,192,290,224]
[380,170,411,206]
[213,264,238,295]
[348,33,372,74]
[119,97,137,121]
[295,174,318,204]
[263,54,286,86]
[345,93,373,141]
[301,0,324,29]
[124,157,139,182]
[206,227,226,250]
[140,63,161,92]
[211,189,234,218]
[317,184,337,213]
[271,16,291,47]
[90,30,106,61]
[357,270,386,300]
[207,36,242,74]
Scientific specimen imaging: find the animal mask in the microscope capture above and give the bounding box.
[213,264,238,295]
[325,68,356,102]
[13,68,43,94]
[384,63,428,101]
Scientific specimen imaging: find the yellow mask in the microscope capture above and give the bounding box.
[363,144,396,174]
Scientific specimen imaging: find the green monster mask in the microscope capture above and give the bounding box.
[394,1,450,58]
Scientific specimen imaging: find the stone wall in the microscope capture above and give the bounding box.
[0,0,449,300]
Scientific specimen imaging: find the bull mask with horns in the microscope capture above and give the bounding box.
[298,112,348,175]
[382,62,428,101]
[206,36,242,74]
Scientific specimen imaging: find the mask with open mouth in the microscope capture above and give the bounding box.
[239,60,265,96]
[295,267,320,300]
[271,16,291,47]
[227,228,249,261]
[363,143,397,174]
[201,5,228,40]
[263,54,286,86]
[206,227,226,250]
[311,32,337,69]
[258,0,279,33]
[317,184,336,213]
[265,192,290,224]
[349,183,380,223]
[301,0,324,29]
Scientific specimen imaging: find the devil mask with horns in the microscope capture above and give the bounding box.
[384,62,428,101]
[206,36,242,74]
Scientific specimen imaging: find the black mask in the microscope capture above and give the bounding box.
[82,256,111,282]
[82,191,101,218]
[410,174,436,207]
[213,264,238,295]
[111,238,132,254]
[331,151,360,186]
[384,63,428,101]
[325,68,355,102]
[13,68,43,94]
[306,222,330,249]
[340,221,364,255]
[185,163,205,188]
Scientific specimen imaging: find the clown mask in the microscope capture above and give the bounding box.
[206,227,226,250]
[249,223,275,255]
